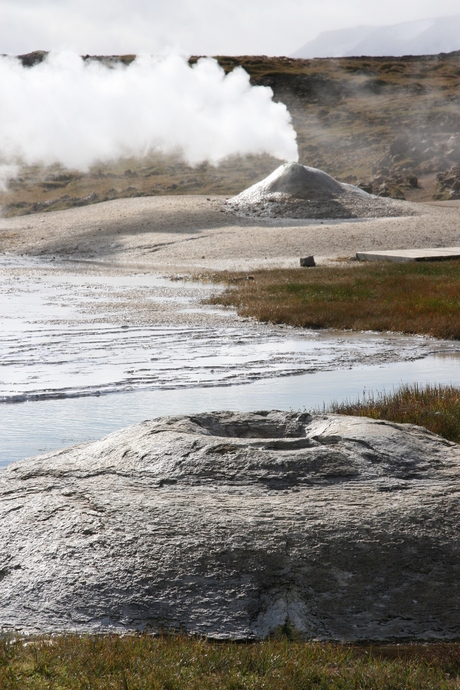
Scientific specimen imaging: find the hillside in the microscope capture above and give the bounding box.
[2,51,460,216]
[292,15,460,59]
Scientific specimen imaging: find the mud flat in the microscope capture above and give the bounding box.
[1,193,460,271]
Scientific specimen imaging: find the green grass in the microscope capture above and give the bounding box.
[0,635,459,689]
[329,382,460,443]
[208,260,460,339]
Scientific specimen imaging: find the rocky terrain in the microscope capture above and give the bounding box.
[2,51,460,216]
[1,411,458,640]
[435,167,460,200]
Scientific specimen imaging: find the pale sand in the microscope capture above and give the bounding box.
[1,195,460,272]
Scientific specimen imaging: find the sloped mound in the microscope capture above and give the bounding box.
[252,162,345,198]
[226,162,417,219]
[0,410,459,640]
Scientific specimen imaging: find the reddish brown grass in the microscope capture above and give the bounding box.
[208,261,460,340]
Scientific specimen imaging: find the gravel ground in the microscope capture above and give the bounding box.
[1,195,460,272]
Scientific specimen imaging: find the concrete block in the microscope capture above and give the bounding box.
[356,247,460,263]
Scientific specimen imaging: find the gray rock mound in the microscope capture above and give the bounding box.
[226,162,418,219]
[252,162,345,198]
[1,410,459,640]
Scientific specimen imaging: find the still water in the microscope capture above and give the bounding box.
[2,352,459,466]
[2,255,460,466]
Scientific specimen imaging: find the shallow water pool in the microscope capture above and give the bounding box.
[2,352,460,466]
[2,256,460,465]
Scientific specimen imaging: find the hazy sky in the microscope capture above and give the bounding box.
[1,0,460,56]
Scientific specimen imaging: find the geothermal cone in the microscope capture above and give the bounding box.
[227,162,416,220]
[0,411,458,639]
[245,162,345,199]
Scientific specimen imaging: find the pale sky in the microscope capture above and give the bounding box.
[1,0,460,57]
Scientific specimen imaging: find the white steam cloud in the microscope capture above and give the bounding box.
[0,51,298,185]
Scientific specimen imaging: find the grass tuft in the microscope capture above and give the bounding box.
[328,382,460,442]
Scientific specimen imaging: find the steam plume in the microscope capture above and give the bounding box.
[0,51,298,185]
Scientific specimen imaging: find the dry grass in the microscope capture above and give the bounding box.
[329,383,460,443]
[0,153,279,218]
[208,260,460,340]
[0,635,459,689]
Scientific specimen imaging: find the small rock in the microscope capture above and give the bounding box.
[357,181,373,194]
[300,256,316,267]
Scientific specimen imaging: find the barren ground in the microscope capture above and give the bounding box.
[1,195,460,272]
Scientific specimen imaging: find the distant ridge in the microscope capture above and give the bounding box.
[292,15,460,58]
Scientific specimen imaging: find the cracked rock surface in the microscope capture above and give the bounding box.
[1,410,459,640]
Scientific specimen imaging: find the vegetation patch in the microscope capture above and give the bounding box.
[329,383,460,443]
[207,260,460,340]
[0,634,459,689]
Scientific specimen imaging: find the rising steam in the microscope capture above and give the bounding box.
[0,51,298,185]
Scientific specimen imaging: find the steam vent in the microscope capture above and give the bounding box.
[1,411,459,640]
[226,162,417,219]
